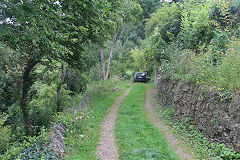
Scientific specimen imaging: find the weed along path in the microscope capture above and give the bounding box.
[96,87,131,160]
[115,84,178,160]
[145,89,198,160]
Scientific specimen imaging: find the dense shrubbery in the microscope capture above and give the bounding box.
[142,0,240,158]
[144,0,240,93]
[0,114,11,154]
[0,79,117,159]
[29,82,71,132]
[157,38,240,93]
[0,46,105,158]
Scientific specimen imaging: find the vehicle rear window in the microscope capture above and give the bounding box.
[136,72,145,76]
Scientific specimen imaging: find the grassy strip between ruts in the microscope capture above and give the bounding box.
[115,83,179,160]
[62,80,129,160]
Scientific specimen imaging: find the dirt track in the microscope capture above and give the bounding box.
[96,88,131,160]
[145,89,198,160]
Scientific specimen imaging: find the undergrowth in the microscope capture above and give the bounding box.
[154,103,240,160]
[0,80,129,160]
[159,39,240,94]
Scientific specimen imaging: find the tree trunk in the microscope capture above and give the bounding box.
[56,63,66,112]
[100,47,106,79]
[105,28,120,80]
[21,59,38,136]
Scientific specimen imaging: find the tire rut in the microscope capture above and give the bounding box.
[96,88,131,160]
[145,89,198,160]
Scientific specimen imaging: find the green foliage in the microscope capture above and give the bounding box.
[82,44,101,69]
[0,0,156,157]
[131,48,146,71]
[17,140,56,160]
[159,37,240,93]
[156,42,190,81]
[0,142,22,160]
[146,3,182,41]
[87,64,104,82]
[137,0,162,20]
[148,31,168,62]
[215,39,240,92]
[0,124,53,160]
[1,0,122,66]
[0,0,127,137]
[208,29,229,58]
[64,69,88,94]
[33,60,62,85]
[156,105,240,159]
[34,60,87,94]
[118,24,139,45]
[87,80,116,97]
[136,0,163,39]
[179,0,214,49]
[99,39,136,78]
[0,113,11,153]
[145,3,182,63]
[29,82,71,132]
[0,44,22,113]
[12,128,55,160]
[145,0,240,93]
[112,40,136,77]
[121,1,142,24]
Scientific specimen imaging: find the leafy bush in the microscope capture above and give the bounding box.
[146,3,182,42]
[1,124,56,160]
[87,80,115,97]
[0,113,11,153]
[10,129,55,160]
[64,68,88,94]
[179,0,214,50]
[215,39,240,92]
[0,43,22,114]
[111,60,126,77]
[131,48,147,71]
[159,37,240,93]
[17,140,56,160]
[144,3,182,65]
[124,70,134,79]
[87,64,104,82]
[29,82,71,133]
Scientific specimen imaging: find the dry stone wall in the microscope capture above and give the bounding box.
[156,76,240,152]
[50,92,92,159]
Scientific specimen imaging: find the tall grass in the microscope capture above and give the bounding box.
[160,39,240,93]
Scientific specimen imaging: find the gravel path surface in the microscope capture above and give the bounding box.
[145,89,198,160]
[96,88,131,160]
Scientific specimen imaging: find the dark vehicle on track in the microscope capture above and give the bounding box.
[133,72,150,83]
